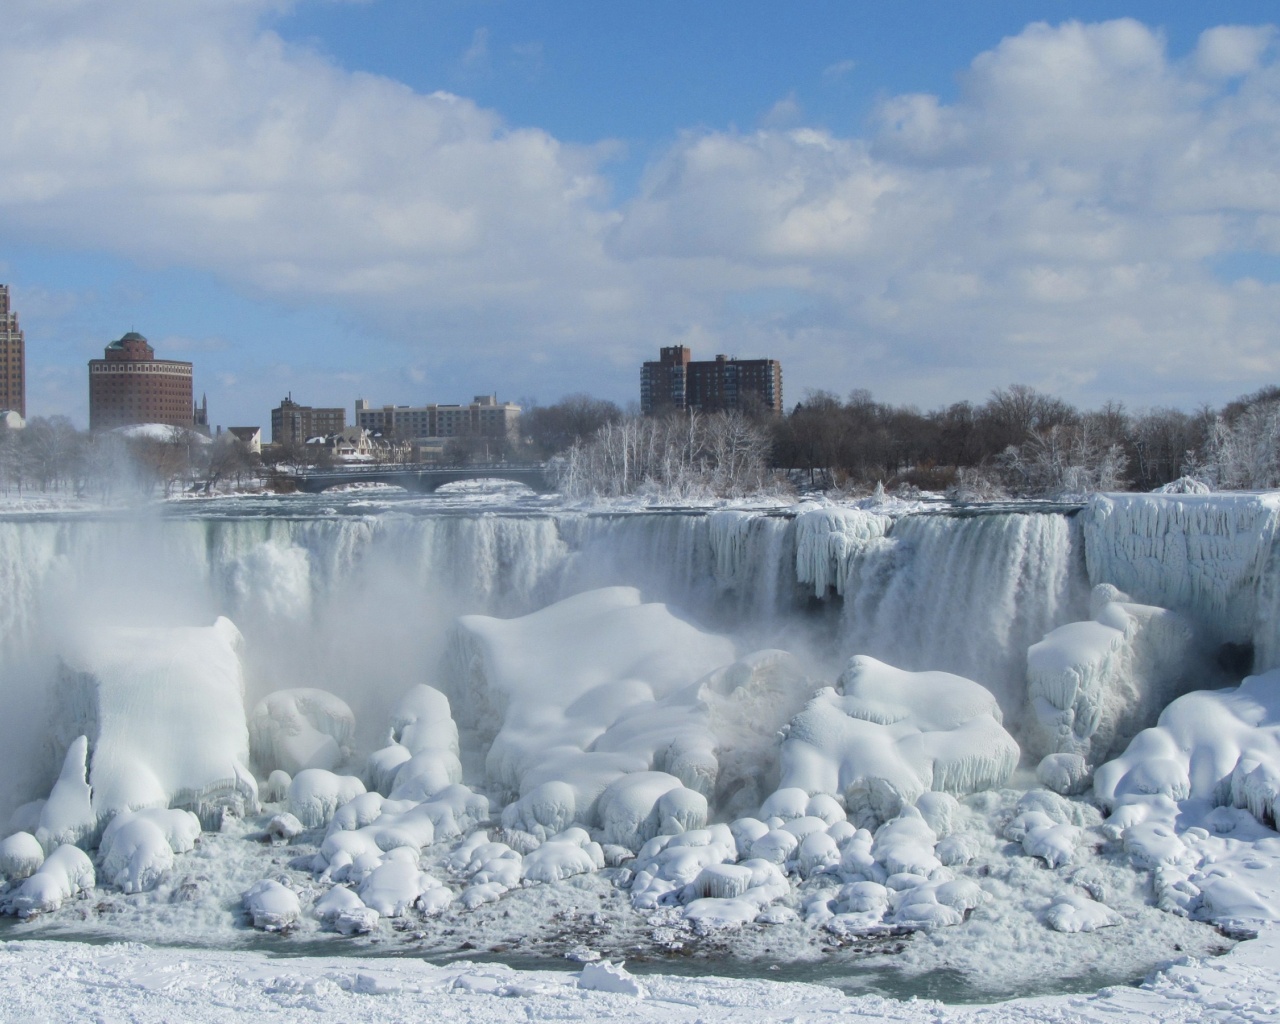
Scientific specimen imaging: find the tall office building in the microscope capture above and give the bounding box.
[88,332,194,430]
[640,346,782,416]
[0,285,26,418]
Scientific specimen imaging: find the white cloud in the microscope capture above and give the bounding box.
[3,6,1280,415]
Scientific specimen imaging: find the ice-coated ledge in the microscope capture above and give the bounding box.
[0,931,1275,1022]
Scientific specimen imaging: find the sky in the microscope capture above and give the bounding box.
[2,1,1280,430]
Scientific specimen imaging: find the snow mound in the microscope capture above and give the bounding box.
[1096,667,1280,828]
[450,587,736,841]
[6,844,95,917]
[250,689,355,775]
[98,808,200,893]
[288,770,366,829]
[52,618,258,831]
[1027,584,1201,763]
[242,879,300,931]
[369,685,463,801]
[772,656,1019,827]
[0,832,43,881]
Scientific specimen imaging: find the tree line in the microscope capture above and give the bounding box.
[521,384,1280,498]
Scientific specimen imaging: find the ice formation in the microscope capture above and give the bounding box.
[1082,493,1280,669]
[7,844,94,917]
[450,587,735,843]
[1096,667,1280,823]
[98,808,201,893]
[773,656,1019,827]
[249,688,355,775]
[8,492,1280,998]
[1027,584,1202,763]
[367,685,463,801]
[52,617,258,828]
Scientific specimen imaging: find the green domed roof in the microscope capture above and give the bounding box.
[107,331,149,349]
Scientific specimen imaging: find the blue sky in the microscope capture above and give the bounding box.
[2,1,1280,429]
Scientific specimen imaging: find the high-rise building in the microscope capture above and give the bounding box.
[88,332,194,430]
[271,396,346,446]
[640,346,782,416]
[0,285,26,418]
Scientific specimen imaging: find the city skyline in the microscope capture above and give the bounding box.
[2,2,1280,429]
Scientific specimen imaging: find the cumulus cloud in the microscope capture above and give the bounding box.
[2,6,1280,413]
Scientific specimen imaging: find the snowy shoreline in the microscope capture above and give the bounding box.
[0,928,1274,1023]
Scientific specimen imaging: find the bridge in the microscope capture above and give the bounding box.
[291,462,553,494]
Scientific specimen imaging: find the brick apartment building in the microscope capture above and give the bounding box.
[271,396,346,446]
[88,332,194,430]
[640,346,783,416]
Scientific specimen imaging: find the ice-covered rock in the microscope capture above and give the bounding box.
[8,844,94,917]
[357,849,442,917]
[1027,584,1201,763]
[793,506,891,598]
[0,832,43,881]
[242,879,301,931]
[521,827,605,884]
[369,685,464,801]
[772,656,1018,827]
[1095,668,1280,828]
[452,587,744,837]
[52,618,258,829]
[35,737,95,852]
[1036,753,1092,796]
[598,772,707,850]
[249,688,355,776]
[98,808,200,893]
[288,770,366,829]
[1045,893,1122,932]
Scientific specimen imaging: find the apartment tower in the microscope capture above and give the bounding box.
[0,285,26,418]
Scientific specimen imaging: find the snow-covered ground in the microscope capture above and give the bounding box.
[0,928,1275,1023]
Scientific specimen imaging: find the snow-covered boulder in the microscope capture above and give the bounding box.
[1096,668,1280,828]
[51,617,258,830]
[450,587,735,831]
[249,688,355,776]
[370,685,463,802]
[287,770,366,829]
[7,844,95,917]
[0,832,43,881]
[1026,584,1201,763]
[771,656,1019,827]
[242,879,300,931]
[98,808,200,893]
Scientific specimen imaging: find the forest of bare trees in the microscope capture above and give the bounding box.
[525,383,1280,499]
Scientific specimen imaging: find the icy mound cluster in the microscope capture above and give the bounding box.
[250,689,355,775]
[1027,583,1201,764]
[44,617,257,841]
[448,588,737,844]
[367,685,463,801]
[773,656,1019,827]
[1096,667,1280,822]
